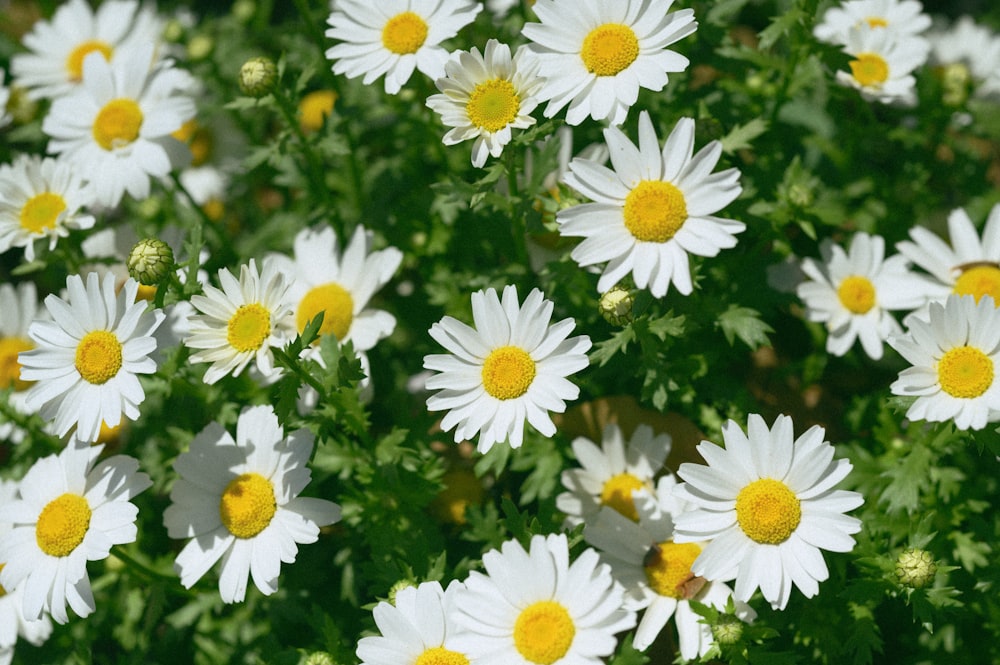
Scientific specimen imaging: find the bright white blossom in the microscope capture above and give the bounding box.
[835,24,925,105]
[559,111,744,297]
[814,0,931,49]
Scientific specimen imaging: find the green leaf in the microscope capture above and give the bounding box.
[720,117,769,154]
[757,9,807,51]
[716,305,774,349]
[646,311,686,341]
[878,442,933,514]
[590,325,637,367]
[949,531,991,572]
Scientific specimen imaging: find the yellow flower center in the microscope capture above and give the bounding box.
[19,191,67,234]
[865,16,889,28]
[954,264,1000,306]
[580,23,640,76]
[432,469,485,525]
[623,180,688,243]
[481,346,536,400]
[92,98,144,150]
[219,473,277,539]
[938,346,994,398]
[849,53,889,87]
[203,198,225,221]
[299,90,337,133]
[414,647,470,665]
[136,284,158,302]
[297,283,354,341]
[599,472,646,521]
[466,78,521,133]
[75,330,123,385]
[171,119,214,167]
[0,336,34,391]
[36,493,92,557]
[837,275,876,314]
[735,478,801,544]
[643,541,704,599]
[65,40,113,81]
[513,600,575,665]
[381,11,428,55]
[227,303,272,353]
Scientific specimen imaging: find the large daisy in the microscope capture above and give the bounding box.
[672,414,864,611]
[325,0,481,95]
[162,405,341,603]
[18,272,165,443]
[0,441,151,624]
[559,111,744,297]
[521,0,697,126]
[423,285,592,453]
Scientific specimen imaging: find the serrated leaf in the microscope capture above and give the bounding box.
[717,305,774,349]
[720,117,769,154]
[646,311,685,340]
[878,443,932,514]
[949,531,990,572]
[590,325,636,367]
[758,9,807,51]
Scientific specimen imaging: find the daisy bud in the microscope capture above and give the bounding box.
[387,579,416,605]
[239,56,277,97]
[599,286,634,326]
[895,548,938,588]
[303,653,336,665]
[127,238,175,285]
[232,0,256,23]
[187,34,214,61]
[712,616,744,645]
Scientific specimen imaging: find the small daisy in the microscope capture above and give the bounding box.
[557,423,672,526]
[450,533,636,665]
[521,0,697,126]
[814,0,931,48]
[0,282,45,444]
[888,294,1000,431]
[796,232,928,360]
[0,155,96,261]
[18,272,165,443]
[585,477,755,657]
[834,24,925,105]
[325,0,482,95]
[162,405,341,603]
[0,441,151,624]
[559,111,744,297]
[42,44,196,208]
[427,40,544,168]
[423,285,592,453]
[672,414,864,611]
[184,258,296,385]
[357,580,470,665]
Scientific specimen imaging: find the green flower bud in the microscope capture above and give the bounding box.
[302,652,336,665]
[239,56,277,98]
[127,239,175,285]
[232,0,256,22]
[387,579,416,605]
[187,34,214,61]
[712,616,744,645]
[599,286,634,326]
[895,548,937,588]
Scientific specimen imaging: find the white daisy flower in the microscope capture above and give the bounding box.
[162,405,342,603]
[834,24,925,105]
[184,258,296,385]
[0,282,45,444]
[672,414,864,611]
[0,155,96,261]
[426,39,544,168]
[557,423,671,526]
[559,111,744,297]
[450,533,636,665]
[521,0,697,126]
[888,294,1000,431]
[0,441,151,624]
[42,44,196,208]
[796,232,928,360]
[10,0,165,101]
[18,272,165,443]
[928,16,1000,99]
[325,0,482,95]
[813,0,931,48]
[423,285,592,453]
[357,580,470,665]
[585,476,755,657]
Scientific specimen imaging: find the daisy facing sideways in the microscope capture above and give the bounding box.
[162,405,341,603]
[423,285,591,453]
[559,111,744,298]
[672,414,864,611]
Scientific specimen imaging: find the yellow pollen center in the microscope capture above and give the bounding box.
[171,119,214,167]
[837,275,877,314]
[92,98,144,150]
[849,53,889,87]
[432,469,485,525]
[865,17,889,28]
[481,346,536,400]
[735,478,801,544]
[299,90,337,133]
[75,330,123,385]
[414,647,470,665]
[66,40,113,81]
[580,23,640,76]
[466,78,521,133]
[938,345,994,398]
[297,283,354,341]
[136,284,157,302]
[219,473,277,539]
[227,303,272,353]
[19,192,67,234]
[381,12,428,55]
[623,180,688,242]
[513,600,576,665]
[643,541,703,599]
[36,493,92,557]
[0,336,34,391]
[954,265,1000,305]
[599,473,647,521]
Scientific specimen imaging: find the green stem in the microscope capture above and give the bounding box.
[110,545,191,596]
[505,149,529,266]
[270,84,330,202]
[170,173,225,248]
